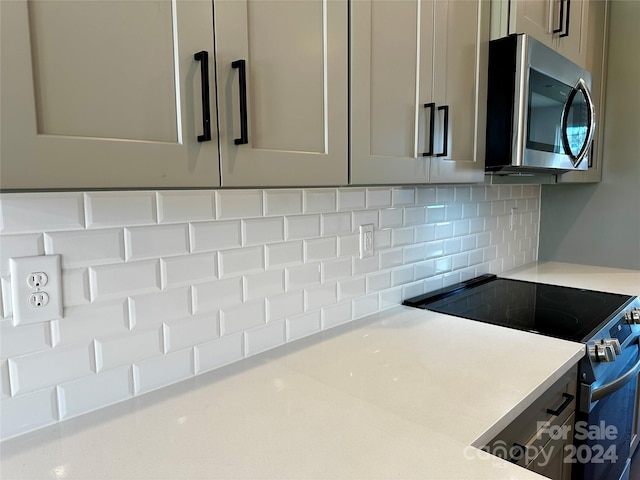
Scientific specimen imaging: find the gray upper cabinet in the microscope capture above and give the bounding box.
[350,0,489,186]
[0,0,220,190]
[214,0,348,187]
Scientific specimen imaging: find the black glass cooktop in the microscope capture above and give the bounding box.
[403,275,634,342]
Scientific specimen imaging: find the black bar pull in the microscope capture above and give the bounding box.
[560,0,571,37]
[422,102,435,157]
[436,105,449,157]
[546,392,574,416]
[553,0,565,34]
[194,51,212,142]
[232,59,249,145]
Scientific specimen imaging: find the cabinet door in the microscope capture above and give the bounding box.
[214,0,348,187]
[0,0,219,190]
[509,0,557,50]
[555,0,588,66]
[429,0,489,183]
[350,0,433,185]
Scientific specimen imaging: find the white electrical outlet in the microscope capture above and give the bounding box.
[10,255,63,325]
[359,224,374,259]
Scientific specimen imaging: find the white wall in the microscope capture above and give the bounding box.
[539,0,640,269]
[0,185,540,439]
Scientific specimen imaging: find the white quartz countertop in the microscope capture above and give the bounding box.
[1,261,637,480]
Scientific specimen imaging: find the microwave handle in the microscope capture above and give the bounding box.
[561,78,596,167]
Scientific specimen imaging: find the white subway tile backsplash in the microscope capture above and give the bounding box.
[0,234,44,276]
[133,349,193,394]
[0,193,85,234]
[8,345,94,396]
[243,217,284,246]
[190,220,242,253]
[45,229,125,269]
[58,366,133,419]
[195,333,244,373]
[264,190,303,216]
[216,190,263,219]
[218,246,264,278]
[85,192,156,228]
[125,224,189,261]
[0,184,541,438]
[89,260,161,302]
[0,388,58,440]
[158,191,215,224]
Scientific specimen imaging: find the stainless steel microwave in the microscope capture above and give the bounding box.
[485,34,595,174]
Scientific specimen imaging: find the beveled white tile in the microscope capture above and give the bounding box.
[125,224,189,261]
[55,301,129,348]
[392,187,415,206]
[405,281,428,299]
[403,244,424,264]
[305,283,337,311]
[471,186,486,202]
[1,360,10,399]
[435,222,454,240]
[164,314,219,352]
[0,192,85,234]
[218,246,264,278]
[392,227,414,246]
[243,217,284,246]
[0,234,44,276]
[286,311,321,341]
[452,252,469,270]
[8,344,93,396]
[416,187,436,205]
[380,287,403,309]
[469,249,484,266]
[245,320,285,356]
[44,229,125,269]
[485,185,500,201]
[446,204,463,221]
[305,237,337,262]
[454,220,471,237]
[491,200,506,216]
[461,235,477,252]
[95,327,163,371]
[469,217,485,234]
[158,191,215,224]
[338,277,366,300]
[478,201,492,217]
[304,189,336,213]
[193,277,243,314]
[415,260,436,280]
[264,190,303,216]
[0,388,57,440]
[426,205,446,223]
[367,270,391,293]
[499,185,512,200]
[215,190,263,219]
[379,208,403,228]
[353,254,378,275]
[195,333,244,373]
[267,291,305,321]
[286,263,321,290]
[443,271,462,286]
[366,188,392,209]
[321,302,352,329]
[338,234,359,258]
[404,206,426,225]
[380,248,403,269]
[477,232,491,248]
[392,265,414,286]
[133,348,193,394]
[337,189,366,211]
[322,212,351,236]
[1,276,10,318]
[60,268,90,308]
[130,287,192,329]
[266,241,304,269]
[1,319,52,360]
[190,220,242,253]
[374,229,392,249]
[435,256,453,274]
[244,270,285,301]
[444,238,462,255]
[455,186,472,203]
[352,210,378,230]
[85,191,156,228]
[435,187,455,204]
[425,241,444,258]
[321,257,351,282]
[89,260,161,302]
[162,252,217,288]
[58,365,132,419]
[286,214,321,240]
[483,245,498,262]
[220,300,266,336]
[353,294,379,319]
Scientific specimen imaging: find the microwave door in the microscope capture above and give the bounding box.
[561,78,596,167]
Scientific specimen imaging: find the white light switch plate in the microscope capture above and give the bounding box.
[10,255,63,325]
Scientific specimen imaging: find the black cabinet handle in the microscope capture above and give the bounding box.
[194,51,212,142]
[422,103,435,157]
[436,105,449,157]
[560,0,571,37]
[232,59,249,145]
[546,392,574,416]
[553,0,565,34]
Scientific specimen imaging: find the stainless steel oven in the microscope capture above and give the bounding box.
[404,275,640,480]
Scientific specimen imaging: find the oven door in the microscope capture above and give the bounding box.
[574,341,640,480]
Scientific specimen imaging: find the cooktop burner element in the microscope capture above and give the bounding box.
[403,274,634,342]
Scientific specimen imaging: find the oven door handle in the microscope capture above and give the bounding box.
[591,337,640,402]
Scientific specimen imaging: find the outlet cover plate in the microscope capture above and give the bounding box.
[9,255,63,325]
[359,224,374,259]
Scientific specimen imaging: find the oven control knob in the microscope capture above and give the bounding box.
[603,338,622,355]
[632,309,640,323]
[589,342,617,362]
